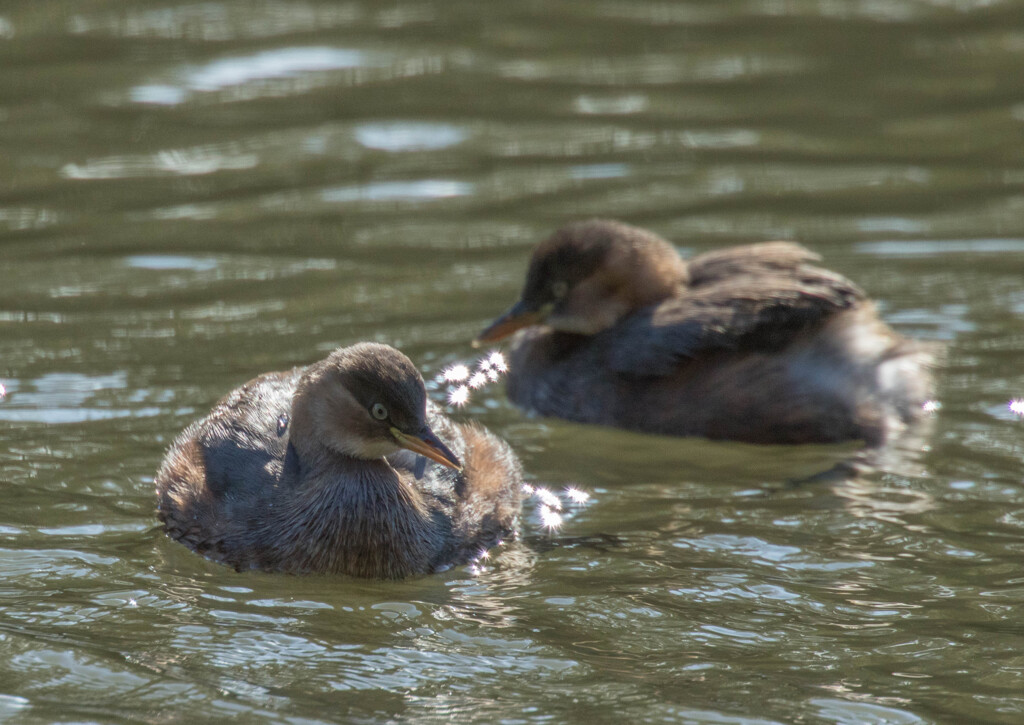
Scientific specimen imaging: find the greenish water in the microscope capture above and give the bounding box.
[2,1,1023,723]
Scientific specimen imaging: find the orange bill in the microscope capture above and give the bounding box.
[474,300,543,345]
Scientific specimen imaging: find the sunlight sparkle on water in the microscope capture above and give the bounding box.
[437,349,508,409]
[522,484,592,533]
[485,351,507,372]
[922,400,941,414]
[468,545,495,576]
[1010,399,1024,417]
[447,385,470,407]
[539,505,564,531]
[441,364,470,383]
[533,486,562,510]
[564,486,591,504]
[0,382,6,401]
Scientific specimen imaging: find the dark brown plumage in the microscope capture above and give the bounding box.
[477,219,938,446]
[155,343,522,578]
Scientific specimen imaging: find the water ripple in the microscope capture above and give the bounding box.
[355,122,468,152]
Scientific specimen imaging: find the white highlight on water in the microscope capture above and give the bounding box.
[437,350,509,409]
[447,385,470,407]
[564,486,591,504]
[520,482,592,535]
[539,505,564,531]
[442,364,470,383]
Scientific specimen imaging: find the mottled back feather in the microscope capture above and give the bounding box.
[610,246,865,375]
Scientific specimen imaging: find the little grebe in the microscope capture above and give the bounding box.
[155,343,522,578]
[477,219,937,446]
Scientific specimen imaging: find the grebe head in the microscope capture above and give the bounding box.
[477,219,687,343]
[291,342,460,470]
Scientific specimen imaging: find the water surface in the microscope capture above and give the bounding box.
[2,1,1023,723]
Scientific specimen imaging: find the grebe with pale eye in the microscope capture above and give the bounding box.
[477,219,939,446]
[155,342,523,578]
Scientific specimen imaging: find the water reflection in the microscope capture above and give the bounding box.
[62,148,259,180]
[830,478,938,530]
[858,239,1024,255]
[0,207,59,232]
[131,46,382,105]
[125,256,219,272]
[0,372,160,424]
[568,163,630,180]
[354,122,468,152]
[187,47,370,91]
[573,94,649,115]
[811,697,927,725]
[320,179,474,203]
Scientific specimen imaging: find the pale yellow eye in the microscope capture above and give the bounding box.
[371,403,388,420]
[551,280,568,299]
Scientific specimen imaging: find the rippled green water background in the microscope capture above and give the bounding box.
[2,1,1024,723]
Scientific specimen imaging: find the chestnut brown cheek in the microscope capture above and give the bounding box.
[565,278,629,334]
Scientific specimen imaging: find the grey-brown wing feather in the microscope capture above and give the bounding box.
[197,370,302,495]
[685,241,824,284]
[609,245,865,376]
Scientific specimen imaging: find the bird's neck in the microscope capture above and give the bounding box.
[624,244,689,308]
[584,245,688,331]
[266,452,441,577]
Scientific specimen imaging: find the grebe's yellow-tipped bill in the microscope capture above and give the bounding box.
[391,426,462,471]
